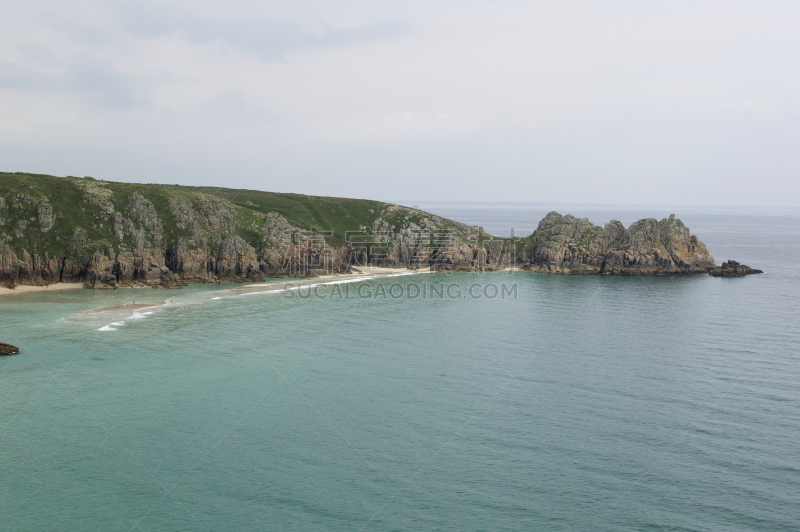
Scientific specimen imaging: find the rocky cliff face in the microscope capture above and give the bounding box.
[0,173,501,289]
[1,173,750,290]
[518,212,716,275]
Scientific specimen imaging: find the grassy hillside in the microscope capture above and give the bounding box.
[0,172,481,261]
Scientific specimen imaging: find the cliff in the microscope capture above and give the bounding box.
[0,172,489,288]
[0,173,757,289]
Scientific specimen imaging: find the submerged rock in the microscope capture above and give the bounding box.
[709,260,763,277]
[0,342,19,355]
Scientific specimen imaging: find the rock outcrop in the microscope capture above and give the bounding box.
[518,212,717,275]
[37,200,54,232]
[0,342,20,355]
[709,260,763,277]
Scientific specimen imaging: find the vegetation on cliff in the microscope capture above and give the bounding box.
[0,172,483,287]
[0,172,473,253]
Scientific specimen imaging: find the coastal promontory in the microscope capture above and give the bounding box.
[0,172,760,290]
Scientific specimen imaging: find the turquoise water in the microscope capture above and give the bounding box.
[1,212,799,531]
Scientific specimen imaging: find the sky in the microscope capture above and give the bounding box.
[0,0,798,207]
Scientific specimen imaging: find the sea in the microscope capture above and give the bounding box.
[1,204,799,531]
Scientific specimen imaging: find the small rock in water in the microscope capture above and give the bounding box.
[709,260,763,277]
[0,342,20,356]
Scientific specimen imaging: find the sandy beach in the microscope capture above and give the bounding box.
[228,266,428,296]
[0,283,85,297]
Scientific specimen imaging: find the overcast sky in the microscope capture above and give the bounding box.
[1,0,798,207]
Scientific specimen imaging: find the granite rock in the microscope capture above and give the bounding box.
[519,212,717,275]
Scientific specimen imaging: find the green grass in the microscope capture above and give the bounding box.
[0,172,468,258]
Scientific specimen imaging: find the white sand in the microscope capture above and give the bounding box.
[0,282,84,297]
[228,266,429,296]
[352,266,429,276]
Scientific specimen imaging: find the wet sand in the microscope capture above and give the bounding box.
[85,303,159,313]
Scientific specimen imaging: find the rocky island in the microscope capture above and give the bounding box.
[709,260,763,277]
[0,342,20,355]
[0,172,760,290]
[520,211,719,275]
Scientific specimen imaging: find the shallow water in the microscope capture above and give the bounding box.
[1,210,799,531]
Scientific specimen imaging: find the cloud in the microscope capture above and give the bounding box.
[0,52,144,108]
[724,99,778,113]
[0,0,798,206]
[175,17,407,61]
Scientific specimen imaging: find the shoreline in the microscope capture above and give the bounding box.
[0,263,754,301]
[0,268,425,299]
[1,267,431,312]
